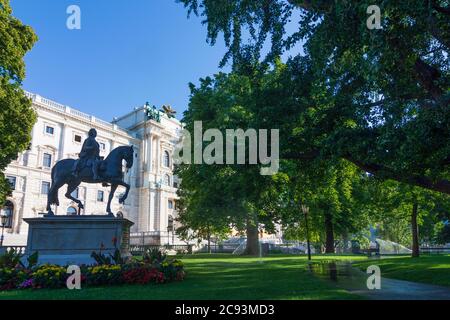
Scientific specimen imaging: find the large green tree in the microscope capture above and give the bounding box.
[0,0,37,204]
[176,65,288,255]
[178,0,450,195]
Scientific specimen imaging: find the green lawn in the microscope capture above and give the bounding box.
[0,254,367,300]
[3,254,449,300]
[353,254,450,287]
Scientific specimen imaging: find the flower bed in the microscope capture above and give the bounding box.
[0,248,185,291]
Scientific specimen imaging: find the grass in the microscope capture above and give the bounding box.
[353,254,450,287]
[0,254,367,300]
[2,253,449,300]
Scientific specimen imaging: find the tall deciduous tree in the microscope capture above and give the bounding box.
[178,0,450,195]
[175,66,287,255]
[0,0,37,204]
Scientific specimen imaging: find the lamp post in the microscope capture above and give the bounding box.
[0,212,8,247]
[301,204,311,261]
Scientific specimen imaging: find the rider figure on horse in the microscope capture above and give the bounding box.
[74,128,101,180]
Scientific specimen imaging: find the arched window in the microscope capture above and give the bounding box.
[2,201,14,228]
[163,151,170,167]
[67,207,77,215]
[163,174,171,186]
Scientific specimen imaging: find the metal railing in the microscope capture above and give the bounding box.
[130,244,193,256]
[420,247,450,254]
[130,231,177,246]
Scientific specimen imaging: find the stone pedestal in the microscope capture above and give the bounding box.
[23,216,134,266]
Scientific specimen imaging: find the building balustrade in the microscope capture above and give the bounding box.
[24,91,129,136]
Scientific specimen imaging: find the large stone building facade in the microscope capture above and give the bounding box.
[2,92,181,246]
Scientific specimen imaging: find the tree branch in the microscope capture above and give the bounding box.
[287,0,333,13]
[344,155,450,195]
[414,58,444,101]
[282,149,450,195]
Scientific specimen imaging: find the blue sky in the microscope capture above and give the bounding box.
[11,0,229,121]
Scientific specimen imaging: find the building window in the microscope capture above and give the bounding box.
[163,151,170,167]
[97,190,104,202]
[74,134,82,143]
[45,125,55,135]
[6,176,16,190]
[67,207,77,215]
[167,215,174,232]
[2,201,14,228]
[43,153,52,168]
[168,200,173,209]
[99,142,106,151]
[163,174,170,186]
[71,188,79,198]
[41,181,51,195]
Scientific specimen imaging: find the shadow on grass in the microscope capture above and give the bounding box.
[0,255,363,300]
[353,254,450,287]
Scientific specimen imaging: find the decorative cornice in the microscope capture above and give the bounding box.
[26,91,139,143]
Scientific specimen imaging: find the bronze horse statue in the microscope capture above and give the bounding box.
[46,145,135,216]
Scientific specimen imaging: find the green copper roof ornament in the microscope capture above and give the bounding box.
[160,105,176,119]
[145,102,161,123]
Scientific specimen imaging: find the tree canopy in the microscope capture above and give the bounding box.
[0,0,38,204]
[178,0,450,195]
[175,67,290,254]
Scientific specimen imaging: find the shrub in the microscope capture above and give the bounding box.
[122,265,163,284]
[0,249,23,269]
[90,251,112,265]
[0,249,185,291]
[91,249,125,265]
[85,265,123,286]
[143,248,167,264]
[0,267,28,291]
[32,265,67,289]
[160,259,184,281]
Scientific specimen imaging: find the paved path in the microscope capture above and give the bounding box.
[308,261,450,300]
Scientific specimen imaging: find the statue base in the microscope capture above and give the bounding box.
[23,215,134,266]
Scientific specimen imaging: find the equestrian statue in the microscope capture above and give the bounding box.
[45,128,135,216]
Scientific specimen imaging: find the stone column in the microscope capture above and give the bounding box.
[155,136,161,175]
[58,124,66,160]
[147,133,153,173]
[153,189,161,232]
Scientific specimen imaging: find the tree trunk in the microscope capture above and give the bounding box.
[207,226,211,254]
[411,202,420,258]
[244,220,260,256]
[324,212,335,253]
